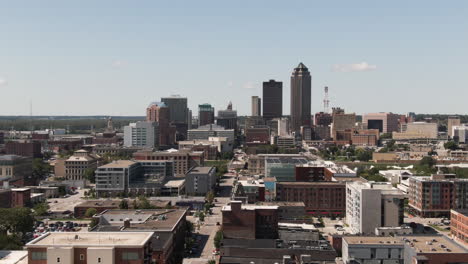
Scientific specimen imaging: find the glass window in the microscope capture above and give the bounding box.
[80,254,85,260]
[122,252,139,260]
[31,251,47,260]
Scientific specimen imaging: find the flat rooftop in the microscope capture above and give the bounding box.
[97,209,186,231]
[256,201,305,207]
[344,235,467,254]
[26,232,153,247]
[0,250,28,264]
[164,179,185,188]
[99,160,136,168]
[188,166,214,174]
[222,204,278,211]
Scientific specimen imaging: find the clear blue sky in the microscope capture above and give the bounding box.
[1,1,467,116]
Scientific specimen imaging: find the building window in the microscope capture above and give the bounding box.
[98,257,102,263]
[31,251,47,260]
[57,257,61,262]
[122,252,139,260]
[80,254,85,260]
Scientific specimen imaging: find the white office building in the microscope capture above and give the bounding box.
[123,121,159,148]
[346,182,405,234]
[452,124,468,143]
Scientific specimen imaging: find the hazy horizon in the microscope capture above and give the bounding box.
[1,1,467,116]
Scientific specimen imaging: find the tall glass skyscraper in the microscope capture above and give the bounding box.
[290,63,311,133]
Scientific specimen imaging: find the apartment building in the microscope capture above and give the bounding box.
[408,174,468,217]
[451,209,468,246]
[346,182,405,234]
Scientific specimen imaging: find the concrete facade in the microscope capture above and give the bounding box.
[346,182,405,234]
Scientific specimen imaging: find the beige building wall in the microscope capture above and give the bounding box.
[47,247,74,264]
[87,247,114,264]
[448,116,461,138]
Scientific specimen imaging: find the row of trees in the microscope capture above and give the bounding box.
[319,145,374,162]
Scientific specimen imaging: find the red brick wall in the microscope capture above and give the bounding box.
[74,248,87,264]
[222,208,256,239]
[11,189,31,207]
[28,248,47,264]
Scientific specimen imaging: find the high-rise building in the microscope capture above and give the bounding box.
[290,63,311,132]
[448,116,461,138]
[263,80,282,120]
[251,96,261,117]
[198,104,215,126]
[146,102,175,146]
[217,101,237,131]
[161,95,189,139]
[124,121,159,148]
[161,95,188,124]
[363,112,400,133]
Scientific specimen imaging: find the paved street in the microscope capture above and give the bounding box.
[48,189,87,213]
[184,172,235,264]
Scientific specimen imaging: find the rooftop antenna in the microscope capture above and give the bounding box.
[323,86,330,113]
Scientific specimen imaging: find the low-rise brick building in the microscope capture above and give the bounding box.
[222,201,279,239]
[276,182,346,216]
[26,232,154,264]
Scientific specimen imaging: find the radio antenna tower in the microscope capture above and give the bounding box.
[323,86,330,113]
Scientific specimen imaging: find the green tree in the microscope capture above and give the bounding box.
[137,196,154,209]
[119,199,129,209]
[0,234,23,250]
[84,168,96,183]
[205,191,215,205]
[85,208,97,218]
[444,141,459,151]
[419,156,436,167]
[198,212,205,222]
[89,218,99,228]
[33,202,49,216]
[32,158,51,182]
[0,208,35,236]
[214,230,223,249]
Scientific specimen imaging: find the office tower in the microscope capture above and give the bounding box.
[161,95,189,139]
[251,96,261,116]
[198,104,215,126]
[217,101,238,131]
[448,116,461,138]
[146,102,175,146]
[124,121,159,148]
[263,80,282,120]
[362,112,400,133]
[290,63,311,132]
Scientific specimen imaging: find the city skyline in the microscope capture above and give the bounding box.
[1,1,467,116]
